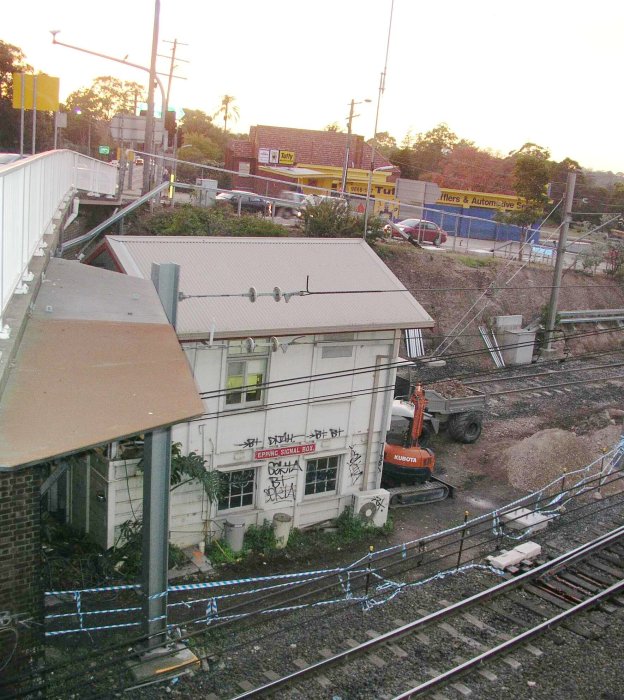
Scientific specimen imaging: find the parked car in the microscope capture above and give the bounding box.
[384,218,448,246]
[0,153,24,166]
[295,194,350,218]
[273,191,307,218]
[135,157,144,166]
[216,190,272,216]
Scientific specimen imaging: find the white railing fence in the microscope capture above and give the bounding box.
[0,150,117,319]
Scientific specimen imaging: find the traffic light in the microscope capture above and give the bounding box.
[165,109,177,144]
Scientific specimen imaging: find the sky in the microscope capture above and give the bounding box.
[3,0,623,173]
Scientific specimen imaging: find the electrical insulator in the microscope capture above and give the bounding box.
[248,286,257,302]
[273,286,283,302]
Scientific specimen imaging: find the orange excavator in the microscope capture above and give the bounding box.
[382,385,453,505]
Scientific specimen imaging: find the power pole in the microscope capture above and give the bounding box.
[340,100,356,194]
[542,169,577,354]
[142,0,160,195]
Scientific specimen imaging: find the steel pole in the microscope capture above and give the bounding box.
[143,0,160,195]
[141,262,179,650]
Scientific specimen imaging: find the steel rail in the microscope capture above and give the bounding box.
[230,524,624,699]
[393,577,624,699]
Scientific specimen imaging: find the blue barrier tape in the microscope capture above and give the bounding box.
[45,583,139,596]
[45,605,141,620]
[43,441,622,637]
[45,621,141,636]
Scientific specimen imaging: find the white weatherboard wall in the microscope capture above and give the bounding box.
[70,331,399,549]
[167,330,398,547]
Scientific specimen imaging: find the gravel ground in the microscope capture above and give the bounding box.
[123,497,624,700]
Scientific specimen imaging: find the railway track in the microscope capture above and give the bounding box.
[200,520,624,700]
[460,357,624,403]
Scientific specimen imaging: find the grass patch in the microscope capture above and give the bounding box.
[205,508,394,572]
[453,254,498,268]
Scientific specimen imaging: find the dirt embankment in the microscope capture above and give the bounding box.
[376,242,624,360]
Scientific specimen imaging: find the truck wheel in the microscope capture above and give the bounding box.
[448,412,483,443]
[418,423,434,448]
[281,208,292,219]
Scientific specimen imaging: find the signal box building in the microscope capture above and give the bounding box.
[80,236,434,548]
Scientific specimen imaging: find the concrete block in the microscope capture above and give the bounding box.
[501,507,552,532]
[488,541,541,570]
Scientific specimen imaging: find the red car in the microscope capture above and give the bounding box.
[384,218,448,246]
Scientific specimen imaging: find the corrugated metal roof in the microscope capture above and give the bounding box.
[0,259,203,470]
[104,237,434,339]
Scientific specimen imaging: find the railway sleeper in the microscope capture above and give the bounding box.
[588,556,624,580]
[574,562,622,587]
[594,549,624,567]
[511,590,600,639]
[557,570,602,594]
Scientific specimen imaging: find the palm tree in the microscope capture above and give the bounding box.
[214,95,240,133]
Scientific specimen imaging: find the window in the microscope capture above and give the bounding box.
[305,455,340,496]
[218,468,256,510]
[226,356,268,405]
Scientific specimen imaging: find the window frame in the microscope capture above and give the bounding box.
[224,346,270,408]
[216,466,257,512]
[304,454,342,498]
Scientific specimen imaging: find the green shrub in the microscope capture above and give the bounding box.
[206,539,241,567]
[244,520,277,555]
[132,204,287,238]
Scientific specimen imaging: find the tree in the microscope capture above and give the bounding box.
[65,77,145,121]
[496,143,553,260]
[179,108,216,137]
[387,123,467,182]
[62,77,146,156]
[369,131,396,156]
[214,94,239,133]
[0,41,32,150]
[324,121,343,132]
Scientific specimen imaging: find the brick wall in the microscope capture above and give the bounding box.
[0,466,43,684]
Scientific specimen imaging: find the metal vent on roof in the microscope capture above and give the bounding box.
[322,345,354,359]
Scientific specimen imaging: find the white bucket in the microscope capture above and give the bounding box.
[273,512,293,549]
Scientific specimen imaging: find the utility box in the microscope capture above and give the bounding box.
[495,315,537,366]
[195,178,218,207]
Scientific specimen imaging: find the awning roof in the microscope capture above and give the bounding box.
[258,166,325,178]
[0,259,203,470]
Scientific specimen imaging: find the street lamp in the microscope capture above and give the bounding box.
[340,98,371,194]
[363,164,395,238]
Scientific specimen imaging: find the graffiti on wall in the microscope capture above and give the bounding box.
[236,426,345,451]
[347,445,364,485]
[307,427,344,440]
[263,458,302,503]
[235,437,261,449]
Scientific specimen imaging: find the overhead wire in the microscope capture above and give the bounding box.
[195,324,624,405]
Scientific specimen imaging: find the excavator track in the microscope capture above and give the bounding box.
[387,476,455,507]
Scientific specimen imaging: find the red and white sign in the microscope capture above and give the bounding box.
[254,444,316,460]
